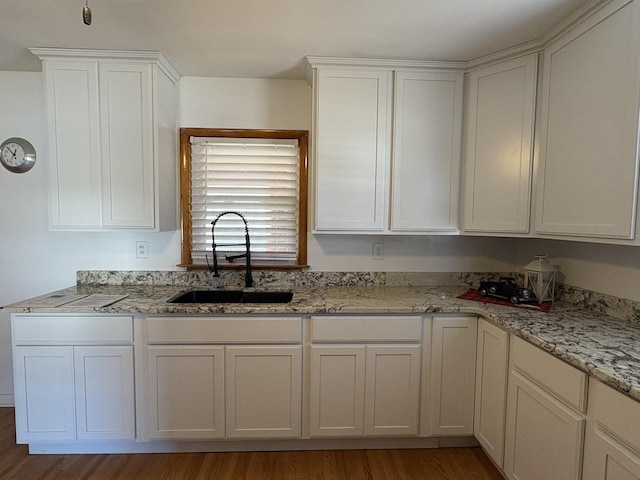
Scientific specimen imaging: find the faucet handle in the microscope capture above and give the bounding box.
[205,254,221,277]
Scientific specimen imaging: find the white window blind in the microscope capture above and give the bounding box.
[190,137,300,265]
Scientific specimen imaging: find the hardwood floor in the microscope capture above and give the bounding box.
[0,407,504,479]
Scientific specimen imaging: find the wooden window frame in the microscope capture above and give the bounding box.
[178,128,309,270]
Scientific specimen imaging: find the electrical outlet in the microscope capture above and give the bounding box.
[372,242,384,260]
[136,241,149,259]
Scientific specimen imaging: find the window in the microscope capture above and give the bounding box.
[179,128,308,269]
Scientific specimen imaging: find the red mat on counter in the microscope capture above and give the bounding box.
[457,289,552,313]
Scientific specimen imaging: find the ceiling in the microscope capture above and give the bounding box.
[1,0,587,79]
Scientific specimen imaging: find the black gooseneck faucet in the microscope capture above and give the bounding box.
[210,211,254,289]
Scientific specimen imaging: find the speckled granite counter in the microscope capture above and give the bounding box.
[5,279,640,404]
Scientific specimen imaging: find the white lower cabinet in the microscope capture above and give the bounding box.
[148,345,302,440]
[364,345,421,436]
[225,346,302,439]
[309,345,366,436]
[145,316,303,440]
[22,308,640,476]
[309,315,423,438]
[73,346,135,440]
[13,346,76,442]
[147,346,225,439]
[428,316,477,436]
[474,318,508,468]
[583,380,640,480]
[12,314,135,444]
[309,344,421,437]
[503,336,587,480]
[13,345,135,443]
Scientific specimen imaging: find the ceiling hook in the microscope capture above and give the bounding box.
[83,0,92,25]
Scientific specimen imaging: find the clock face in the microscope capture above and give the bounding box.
[1,142,25,167]
[0,137,36,173]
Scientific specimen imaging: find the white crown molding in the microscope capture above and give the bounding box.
[466,39,543,70]
[541,0,616,46]
[28,47,180,83]
[305,56,467,71]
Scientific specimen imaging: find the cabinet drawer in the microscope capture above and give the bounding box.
[510,335,587,412]
[311,316,422,342]
[12,315,133,344]
[589,380,640,450]
[147,316,302,344]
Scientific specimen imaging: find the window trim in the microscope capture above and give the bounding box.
[178,128,309,270]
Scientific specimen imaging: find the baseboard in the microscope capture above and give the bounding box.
[28,436,448,455]
[437,436,480,448]
[0,394,14,407]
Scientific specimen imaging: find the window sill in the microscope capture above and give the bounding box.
[178,263,310,271]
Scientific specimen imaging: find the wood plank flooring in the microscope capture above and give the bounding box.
[0,407,504,479]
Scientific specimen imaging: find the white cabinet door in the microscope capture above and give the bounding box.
[313,67,390,231]
[309,345,366,437]
[14,345,135,442]
[147,346,225,439]
[536,0,640,239]
[225,346,302,439]
[364,345,421,436]
[504,370,585,480]
[391,70,463,232]
[44,61,101,228]
[99,63,155,228]
[474,319,508,468]
[310,344,421,438]
[584,428,640,480]
[33,49,177,232]
[429,316,477,436]
[13,346,76,443]
[583,380,640,480]
[462,54,537,234]
[74,346,135,440]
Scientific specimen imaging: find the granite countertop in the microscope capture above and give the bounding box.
[5,282,640,403]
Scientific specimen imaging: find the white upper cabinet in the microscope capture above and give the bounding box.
[391,70,463,232]
[462,54,538,234]
[312,66,391,232]
[307,58,464,234]
[98,63,154,228]
[535,0,640,239]
[31,48,179,231]
[42,60,102,228]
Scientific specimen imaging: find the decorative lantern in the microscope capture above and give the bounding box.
[524,255,557,303]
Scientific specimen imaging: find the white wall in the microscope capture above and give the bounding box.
[178,77,311,129]
[517,238,640,303]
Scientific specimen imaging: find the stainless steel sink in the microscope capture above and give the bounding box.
[168,289,293,304]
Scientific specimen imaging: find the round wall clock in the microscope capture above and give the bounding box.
[0,137,36,173]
